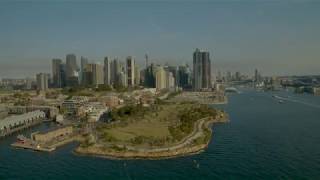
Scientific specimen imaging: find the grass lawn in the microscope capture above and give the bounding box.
[106,120,170,141]
[98,103,194,144]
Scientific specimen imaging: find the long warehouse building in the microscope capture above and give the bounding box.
[0,110,45,137]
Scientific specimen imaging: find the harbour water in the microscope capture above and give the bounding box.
[1,89,320,179]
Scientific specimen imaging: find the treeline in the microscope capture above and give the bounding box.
[169,105,217,141]
[110,104,150,121]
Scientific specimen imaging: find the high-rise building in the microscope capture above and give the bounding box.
[254,69,259,82]
[144,63,156,88]
[165,66,178,88]
[66,54,77,78]
[52,59,62,88]
[104,57,111,85]
[59,64,67,88]
[166,71,175,90]
[82,63,103,86]
[235,72,241,81]
[110,58,121,85]
[178,64,192,89]
[126,56,135,87]
[92,63,104,86]
[145,54,149,68]
[82,64,93,86]
[66,54,78,86]
[156,67,166,90]
[80,56,88,84]
[118,71,127,87]
[134,64,140,86]
[36,73,49,91]
[193,48,211,91]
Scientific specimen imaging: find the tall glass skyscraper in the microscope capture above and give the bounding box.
[52,59,62,88]
[193,48,211,91]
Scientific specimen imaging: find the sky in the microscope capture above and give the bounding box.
[0,0,319,78]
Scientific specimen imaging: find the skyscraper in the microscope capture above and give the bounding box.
[36,73,48,91]
[82,64,93,86]
[166,71,175,90]
[178,64,192,89]
[145,54,149,68]
[104,57,111,85]
[80,56,88,84]
[193,48,211,91]
[66,54,77,78]
[156,66,166,91]
[254,69,260,82]
[66,54,78,86]
[165,66,178,88]
[110,58,121,85]
[52,59,62,88]
[59,63,67,88]
[134,64,140,86]
[92,63,104,86]
[144,63,156,88]
[126,56,135,87]
[118,71,127,87]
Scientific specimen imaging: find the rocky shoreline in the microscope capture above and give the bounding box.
[74,143,209,160]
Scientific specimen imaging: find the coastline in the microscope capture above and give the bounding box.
[74,112,228,160]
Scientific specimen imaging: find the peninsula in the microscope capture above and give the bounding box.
[75,100,228,159]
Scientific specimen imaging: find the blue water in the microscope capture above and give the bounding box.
[1,89,320,179]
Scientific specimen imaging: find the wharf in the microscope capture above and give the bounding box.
[11,141,55,152]
[11,135,79,152]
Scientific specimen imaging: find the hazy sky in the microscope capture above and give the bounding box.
[0,0,319,78]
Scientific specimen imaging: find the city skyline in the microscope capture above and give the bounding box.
[1,1,320,78]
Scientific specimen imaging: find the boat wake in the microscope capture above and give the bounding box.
[273,95,320,109]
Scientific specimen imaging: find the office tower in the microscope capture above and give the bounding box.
[92,63,104,86]
[36,73,48,91]
[80,56,88,84]
[156,67,166,90]
[166,71,175,90]
[66,54,78,86]
[59,64,67,88]
[66,54,77,78]
[193,48,211,91]
[52,59,62,88]
[254,69,260,82]
[134,64,140,86]
[126,56,135,87]
[81,56,88,72]
[235,72,241,81]
[104,57,111,85]
[144,63,156,88]
[145,54,149,68]
[82,64,93,86]
[165,66,178,88]
[110,59,121,85]
[140,69,145,85]
[178,64,192,89]
[118,71,127,87]
[46,73,52,87]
